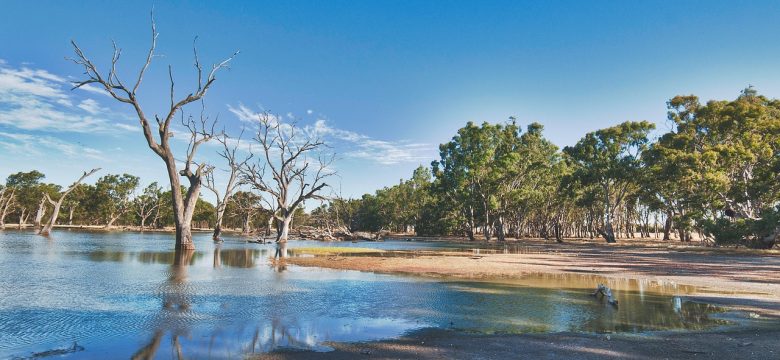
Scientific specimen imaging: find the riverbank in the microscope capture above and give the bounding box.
[286,238,780,314]
[255,327,779,360]
[271,239,780,359]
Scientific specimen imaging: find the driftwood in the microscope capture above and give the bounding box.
[591,284,618,306]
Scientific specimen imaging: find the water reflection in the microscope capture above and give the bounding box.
[0,232,746,359]
[272,242,288,272]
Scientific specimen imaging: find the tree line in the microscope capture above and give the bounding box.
[311,88,780,249]
[0,170,316,236]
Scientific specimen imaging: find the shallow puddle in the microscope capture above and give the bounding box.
[0,230,740,358]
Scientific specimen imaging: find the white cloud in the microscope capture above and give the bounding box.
[227,103,280,125]
[227,104,433,165]
[0,61,129,133]
[0,132,104,160]
[76,83,111,97]
[308,119,432,165]
[77,98,107,115]
[228,104,433,165]
[306,109,313,115]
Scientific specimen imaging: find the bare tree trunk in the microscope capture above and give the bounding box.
[213,222,223,240]
[496,215,506,242]
[34,196,46,230]
[165,157,199,251]
[466,206,476,241]
[599,213,617,243]
[276,213,293,243]
[266,214,274,237]
[68,206,75,225]
[242,213,252,234]
[18,209,27,229]
[40,169,100,236]
[0,189,13,229]
[663,211,673,240]
[105,212,122,228]
[70,17,236,250]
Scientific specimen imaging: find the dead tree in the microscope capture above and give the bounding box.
[33,196,47,230]
[591,284,619,307]
[240,112,335,243]
[39,169,100,236]
[204,132,252,240]
[70,13,238,250]
[0,188,14,229]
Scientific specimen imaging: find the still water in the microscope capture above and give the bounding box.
[0,230,729,359]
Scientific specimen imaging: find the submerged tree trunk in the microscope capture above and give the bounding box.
[276,214,293,243]
[213,223,222,241]
[165,156,200,251]
[34,196,46,230]
[18,209,27,229]
[0,190,14,229]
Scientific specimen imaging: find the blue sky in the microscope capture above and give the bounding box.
[1,0,780,202]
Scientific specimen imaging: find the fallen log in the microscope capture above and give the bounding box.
[591,284,618,306]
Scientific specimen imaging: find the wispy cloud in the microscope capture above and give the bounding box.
[227,103,280,125]
[0,61,130,133]
[0,132,104,160]
[228,103,431,165]
[308,119,432,165]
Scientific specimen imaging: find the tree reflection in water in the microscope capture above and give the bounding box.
[272,242,288,272]
[132,248,194,360]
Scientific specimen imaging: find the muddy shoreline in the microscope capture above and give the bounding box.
[254,326,780,359]
[266,238,780,359]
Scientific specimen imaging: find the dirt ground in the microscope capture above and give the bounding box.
[254,327,780,360]
[264,238,780,359]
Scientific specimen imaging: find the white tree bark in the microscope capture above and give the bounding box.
[39,169,100,236]
[240,112,334,242]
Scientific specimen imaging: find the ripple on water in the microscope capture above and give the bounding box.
[0,230,737,359]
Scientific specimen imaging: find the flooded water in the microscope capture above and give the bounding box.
[0,230,732,359]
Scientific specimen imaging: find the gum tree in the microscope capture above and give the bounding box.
[240,112,334,243]
[564,121,655,243]
[40,169,100,236]
[70,14,237,250]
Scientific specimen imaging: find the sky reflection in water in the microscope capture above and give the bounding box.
[0,230,728,359]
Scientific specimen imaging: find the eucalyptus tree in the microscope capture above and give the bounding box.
[204,133,252,240]
[432,122,504,240]
[61,183,93,226]
[39,169,101,236]
[95,174,140,228]
[563,121,655,243]
[134,182,164,230]
[240,112,334,242]
[655,88,780,248]
[70,14,238,250]
[5,171,58,228]
[225,191,263,234]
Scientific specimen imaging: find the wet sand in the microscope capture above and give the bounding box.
[267,238,780,359]
[286,238,780,312]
